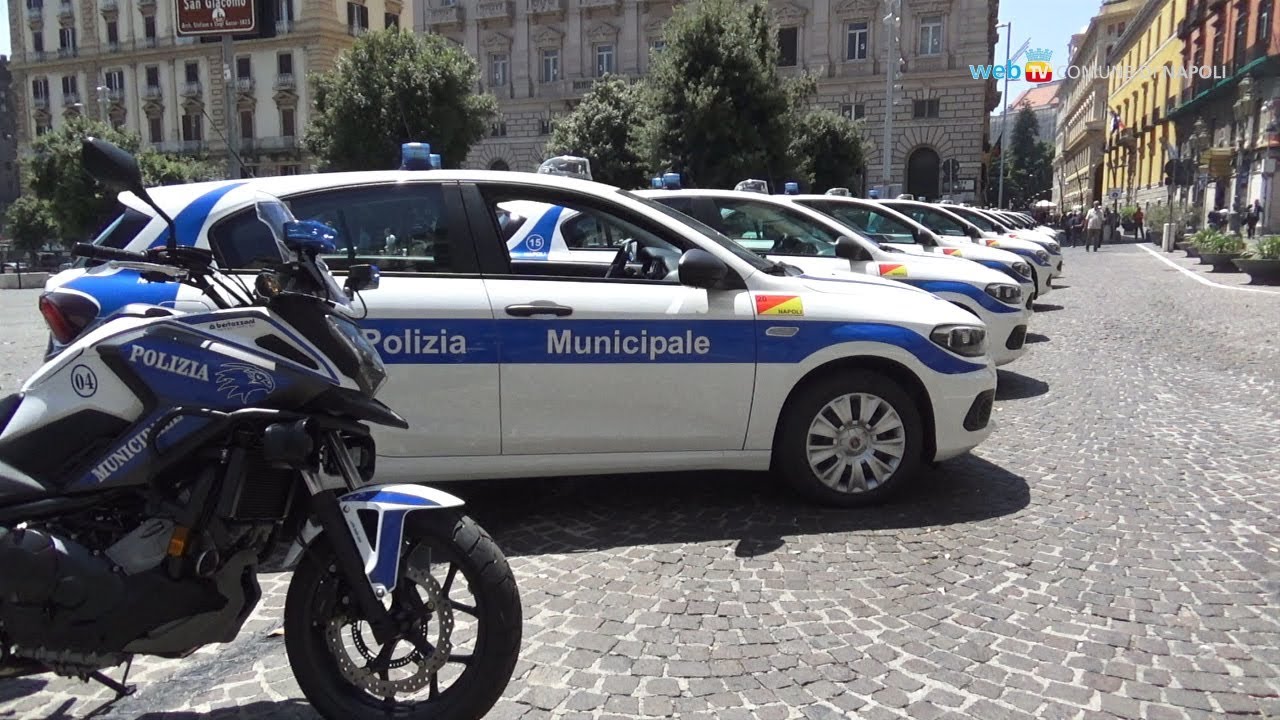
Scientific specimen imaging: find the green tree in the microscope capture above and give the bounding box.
[999,105,1054,208]
[640,0,797,188]
[789,108,865,193]
[547,76,649,188]
[24,116,220,241]
[306,28,498,171]
[2,196,60,262]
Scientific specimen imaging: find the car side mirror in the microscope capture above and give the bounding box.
[345,264,381,295]
[678,248,728,289]
[966,226,982,240]
[834,236,870,262]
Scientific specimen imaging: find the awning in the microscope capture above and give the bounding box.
[1169,55,1279,120]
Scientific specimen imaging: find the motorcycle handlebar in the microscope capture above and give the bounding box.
[72,243,150,263]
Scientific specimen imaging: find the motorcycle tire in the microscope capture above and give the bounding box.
[284,511,521,720]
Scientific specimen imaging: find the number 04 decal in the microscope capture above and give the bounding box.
[71,365,98,398]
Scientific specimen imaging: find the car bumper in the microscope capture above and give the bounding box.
[1050,256,1063,277]
[931,365,998,462]
[984,311,1030,366]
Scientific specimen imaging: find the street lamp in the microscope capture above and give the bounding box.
[995,21,1012,209]
[881,0,902,197]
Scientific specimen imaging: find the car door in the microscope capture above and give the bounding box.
[465,182,756,456]
[207,181,501,459]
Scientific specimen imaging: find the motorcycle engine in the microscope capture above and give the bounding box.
[0,525,127,640]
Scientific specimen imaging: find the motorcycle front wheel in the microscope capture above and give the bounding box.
[284,512,522,720]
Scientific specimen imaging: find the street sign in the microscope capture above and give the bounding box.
[1108,188,1122,200]
[176,0,257,36]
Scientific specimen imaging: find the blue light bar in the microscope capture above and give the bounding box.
[651,177,663,188]
[401,142,432,171]
[429,153,442,170]
[662,172,681,189]
[783,182,799,195]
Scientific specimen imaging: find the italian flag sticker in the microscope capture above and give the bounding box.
[755,295,805,316]
[942,248,963,257]
[878,263,909,277]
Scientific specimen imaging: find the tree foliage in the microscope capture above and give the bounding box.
[306,28,498,172]
[24,116,220,242]
[640,0,797,188]
[989,105,1054,208]
[547,76,649,189]
[2,196,60,260]
[789,108,865,193]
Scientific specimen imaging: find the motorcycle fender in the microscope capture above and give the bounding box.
[281,484,464,595]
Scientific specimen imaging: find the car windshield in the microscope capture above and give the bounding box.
[617,190,774,271]
[948,207,998,232]
[882,203,969,237]
[713,200,842,256]
[91,206,154,249]
[976,211,1014,231]
[801,200,918,244]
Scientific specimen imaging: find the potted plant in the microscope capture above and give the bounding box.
[1181,228,1216,258]
[1194,230,1246,272]
[1233,235,1280,285]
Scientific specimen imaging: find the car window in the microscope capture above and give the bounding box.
[560,213,625,250]
[883,203,968,237]
[710,198,838,256]
[803,201,917,244]
[626,192,774,272]
[208,183,459,273]
[974,211,1012,231]
[949,207,997,232]
[92,207,153,249]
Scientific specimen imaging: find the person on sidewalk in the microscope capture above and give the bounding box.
[1086,203,1104,252]
[1133,206,1146,242]
[1246,201,1261,238]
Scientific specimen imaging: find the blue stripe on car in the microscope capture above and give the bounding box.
[1005,247,1050,266]
[148,182,248,248]
[509,206,563,258]
[359,318,987,375]
[62,269,184,317]
[976,259,1030,283]
[898,279,1020,314]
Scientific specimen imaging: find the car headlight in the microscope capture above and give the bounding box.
[327,315,388,396]
[1012,261,1032,278]
[930,324,987,358]
[1046,242,1061,253]
[1035,250,1050,264]
[984,283,1022,304]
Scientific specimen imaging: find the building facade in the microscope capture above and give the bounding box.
[1101,0,1186,212]
[989,80,1062,147]
[0,55,19,211]
[1053,0,1144,210]
[6,0,404,178]
[1168,0,1279,232]
[423,0,999,201]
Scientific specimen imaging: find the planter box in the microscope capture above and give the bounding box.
[1198,251,1244,272]
[1232,258,1280,285]
[0,272,49,289]
[1177,242,1200,258]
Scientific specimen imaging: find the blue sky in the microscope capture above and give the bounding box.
[1,1,1099,93]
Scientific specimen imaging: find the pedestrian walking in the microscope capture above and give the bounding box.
[1100,209,1114,250]
[1086,203,1103,252]
[1246,201,1260,238]
[1133,206,1145,242]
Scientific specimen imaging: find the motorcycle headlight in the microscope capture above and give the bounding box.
[1012,261,1032,278]
[930,324,987,358]
[984,283,1022,304]
[1046,242,1061,254]
[326,316,388,396]
[1035,250,1050,264]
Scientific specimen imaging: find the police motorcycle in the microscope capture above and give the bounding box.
[0,139,521,720]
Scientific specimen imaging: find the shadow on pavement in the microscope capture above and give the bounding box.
[453,455,1030,558]
[1025,332,1050,344]
[1032,303,1063,312]
[996,370,1050,401]
[120,701,318,719]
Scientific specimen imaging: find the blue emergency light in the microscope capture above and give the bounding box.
[651,177,663,188]
[783,182,799,195]
[662,173,682,189]
[429,153,442,170]
[868,188,880,199]
[401,143,432,170]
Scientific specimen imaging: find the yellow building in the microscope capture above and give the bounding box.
[1101,0,1187,211]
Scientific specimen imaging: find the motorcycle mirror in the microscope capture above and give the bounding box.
[345,264,381,296]
[82,137,178,253]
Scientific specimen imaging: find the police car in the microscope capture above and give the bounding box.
[633,189,1032,366]
[879,199,1057,299]
[40,154,998,506]
[786,194,1038,303]
[945,205,1064,278]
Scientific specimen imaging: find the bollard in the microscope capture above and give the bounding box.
[1162,223,1175,252]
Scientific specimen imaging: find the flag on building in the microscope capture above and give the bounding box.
[1110,109,1125,134]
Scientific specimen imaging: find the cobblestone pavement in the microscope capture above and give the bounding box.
[1,243,1278,720]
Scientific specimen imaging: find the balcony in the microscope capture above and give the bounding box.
[57,0,72,22]
[100,0,117,17]
[181,81,202,97]
[57,47,78,58]
[138,0,156,13]
[424,5,463,26]
[33,96,50,110]
[579,0,619,8]
[106,41,121,52]
[270,74,294,91]
[1116,127,1137,147]
[141,36,159,48]
[275,19,294,33]
[105,87,124,102]
[474,0,512,20]
[570,78,597,92]
[143,85,163,100]
[348,24,367,37]
[257,136,297,151]
[235,77,255,92]
[26,4,43,29]
[527,0,563,17]
[62,91,80,106]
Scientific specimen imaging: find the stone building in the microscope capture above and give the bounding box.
[0,56,19,211]
[6,0,404,177]
[422,0,1000,201]
[989,80,1062,147]
[1168,0,1279,233]
[1052,0,1144,210]
[1100,0,1186,213]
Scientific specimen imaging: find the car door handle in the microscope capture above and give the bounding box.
[505,303,573,317]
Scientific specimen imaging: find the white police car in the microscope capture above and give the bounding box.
[41,159,998,506]
[946,205,1064,278]
[879,199,1057,299]
[634,189,1032,366]
[787,194,1037,305]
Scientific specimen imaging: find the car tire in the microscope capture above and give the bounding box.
[774,370,924,507]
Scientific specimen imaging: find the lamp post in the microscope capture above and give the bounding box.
[881,0,902,198]
[1189,118,1211,226]
[996,21,1012,209]
[1231,75,1256,216]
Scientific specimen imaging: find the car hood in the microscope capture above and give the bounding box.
[767,253,1012,287]
[886,240,1023,265]
[782,272,986,329]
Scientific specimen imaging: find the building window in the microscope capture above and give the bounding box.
[61,75,77,97]
[32,77,49,101]
[540,49,560,83]
[777,26,798,67]
[281,108,296,137]
[1234,10,1249,64]
[277,52,293,76]
[148,116,162,143]
[144,16,156,43]
[840,103,866,120]
[31,31,43,54]
[1118,22,1126,34]
[59,27,76,51]
[105,20,118,48]
[490,53,508,86]
[279,165,300,176]
[240,110,254,140]
[385,13,398,28]
[185,61,199,84]
[36,121,52,136]
[1259,0,1273,45]
[104,69,124,94]
[182,113,203,143]
[918,15,943,56]
[540,118,552,135]
[490,121,507,137]
[649,38,666,54]
[236,56,252,81]
[912,98,940,118]
[347,3,368,35]
[145,65,160,89]
[846,21,868,60]
[1212,25,1224,68]
[595,44,615,76]
[278,0,294,23]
